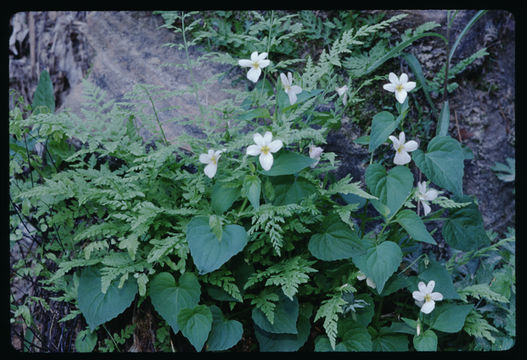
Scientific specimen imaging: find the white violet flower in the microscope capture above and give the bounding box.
[199,149,225,179]
[238,51,271,83]
[336,85,348,105]
[280,72,302,105]
[309,145,323,168]
[416,181,439,216]
[357,271,376,289]
[383,72,416,104]
[246,131,283,171]
[412,280,443,314]
[388,131,418,165]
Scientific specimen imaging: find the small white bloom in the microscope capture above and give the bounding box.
[416,181,439,216]
[238,51,271,83]
[280,72,302,105]
[388,131,418,165]
[412,280,443,314]
[199,149,224,178]
[357,271,376,289]
[309,145,323,168]
[336,85,348,105]
[383,72,416,104]
[246,131,283,171]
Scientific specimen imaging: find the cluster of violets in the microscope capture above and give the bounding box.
[199,51,443,315]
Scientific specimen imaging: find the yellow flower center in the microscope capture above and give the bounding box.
[252,62,260,70]
[397,144,405,153]
[424,294,432,303]
[396,84,404,92]
[261,145,270,155]
[210,156,217,165]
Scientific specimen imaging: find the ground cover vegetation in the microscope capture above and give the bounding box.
[9,10,515,352]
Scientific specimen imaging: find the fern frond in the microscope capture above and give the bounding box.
[464,310,499,344]
[432,196,471,209]
[315,293,347,350]
[458,284,509,304]
[244,256,318,300]
[201,269,243,302]
[247,289,280,324]
[323,174,377,199]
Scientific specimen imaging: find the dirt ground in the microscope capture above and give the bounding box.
[8,10,516,351]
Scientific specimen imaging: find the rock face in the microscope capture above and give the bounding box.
[59,11,237,142]
[10,11,237,143]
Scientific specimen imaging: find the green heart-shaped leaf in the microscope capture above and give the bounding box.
[308,216,370,261]
[206,305,243,351]
[148,272,201,334]
[186,216,248,275]
[413,329,438,351]
[178,305,212,352]
[352,241,403,293]
[77,267,138,331]
[365,163,414,219]
[413,135,464,198]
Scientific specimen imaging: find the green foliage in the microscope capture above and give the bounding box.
[314,292,348,350]
[252,291,299,334]
[413,135,465,198]
[206,305,243,351]
[9,10,513,353]
[491,157,515,183]
[77,267,138,331]
[148,272,201,334]
[244,256,318,300]
[31,69,55,114]
[186,216,248,274]
[178,305,213,351]
[366,163,414,218]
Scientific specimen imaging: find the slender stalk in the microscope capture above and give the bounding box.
[140,85,169,147]
[102,324,120,352]
[373,296,384,326]
[259,10,274,105]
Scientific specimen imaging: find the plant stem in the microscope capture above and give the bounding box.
[258,10,274,106]
[102,324,120,352]
[374,295,384,326]
[140,85,169,147]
